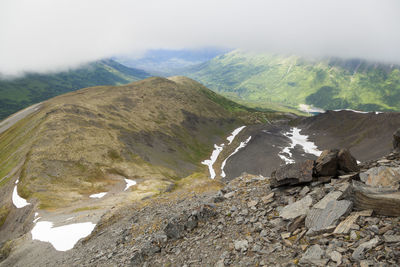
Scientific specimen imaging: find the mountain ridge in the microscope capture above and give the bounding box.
[0,59,150,120]
[183,50,400,112]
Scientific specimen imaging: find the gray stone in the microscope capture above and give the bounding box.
[280,195,313,220]
[164,220,184,239]
[234,240,249,252]
[270,160,314,187]
[384,235,400,243]
[306,200,353,234]
[299,186,310,196]
[350,230,358,240]
[329,251,342,265]
[352,237,379,261]
[313,191,343,209]
[300,244,328,266]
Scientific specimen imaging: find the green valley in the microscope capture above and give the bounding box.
[183,50,400,112]
[0,59,150,120]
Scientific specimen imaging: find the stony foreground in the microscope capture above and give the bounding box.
[2,151,400,267]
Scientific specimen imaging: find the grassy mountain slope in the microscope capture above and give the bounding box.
[0,59,150,120]
[0,77,274,209]
[184,50,400,112]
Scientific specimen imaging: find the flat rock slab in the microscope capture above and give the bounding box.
[271,160,314,187]
[384,235,400,243]
[334,212,359,234]
[306,200,353,234]
[313,191,343,209]
[359,166,400,189]
[280,195,313,220]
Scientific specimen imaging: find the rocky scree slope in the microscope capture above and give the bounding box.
[13,135,400,266]
[298,110,400,162]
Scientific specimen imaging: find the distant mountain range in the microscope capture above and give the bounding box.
[114,48,227,76]
[182,50,400,112]
[0,59,150,120]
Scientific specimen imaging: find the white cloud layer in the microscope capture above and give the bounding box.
[1,0,399,76]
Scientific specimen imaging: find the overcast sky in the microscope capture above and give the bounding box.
[1,0,399,76]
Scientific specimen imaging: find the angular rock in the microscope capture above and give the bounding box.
[261,192,274,204]
[270,160,314,187]
[359,166,400,189]
[352,237,379,261]
[313,191,343,209]
[164,218,185,240]
[333,212,360,234]
[306,200,353,235]
[287,215,306,233]
[280,195,313,220]
[300,244,328,266]
[234,240,248,252]
[337,149,359,173]
[384,235,400,243]
[299,186,310,196]
[393,128,400,152]
[315,149,339,177]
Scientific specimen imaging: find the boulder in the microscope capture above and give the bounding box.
[315,149,339,177]
[337,149,359,173]
[393,128,400,152]
[271,160,314,187]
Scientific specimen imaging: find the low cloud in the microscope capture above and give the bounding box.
[1,0,399,76]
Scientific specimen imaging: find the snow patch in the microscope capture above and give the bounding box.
[12,179,30,208]
[226,126,246,144]
[279,128,322,165]
[124,179,137,191]
[221,136,252,178]
[89,192,107,198]
[202,144,224,179]
[333,109,369,114]
[33,217,41,223]
[298,104,325,114]
[31,221,96,251]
